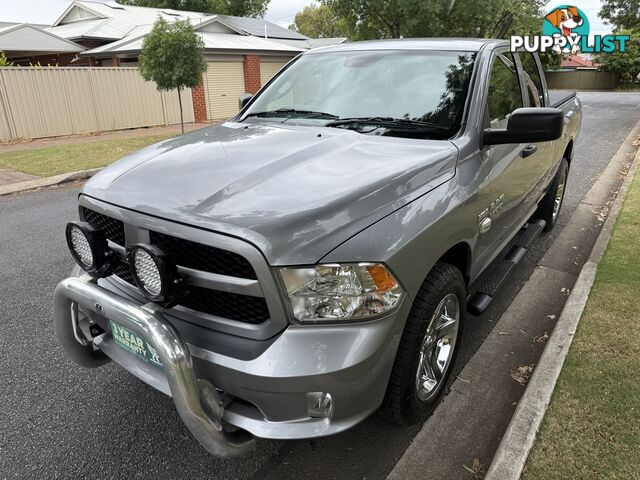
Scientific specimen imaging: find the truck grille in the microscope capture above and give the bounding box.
[82,208,269,325]
[111,259,135,284]
[82,208,126,246]
[150,231,257,280]
[180,286,269,323]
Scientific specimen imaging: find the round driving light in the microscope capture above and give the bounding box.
[133,248,162,296]
[128,244,184,306]
[65,222,112,277]
[70,225,93,268]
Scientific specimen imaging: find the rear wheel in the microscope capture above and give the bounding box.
[535,158,569,231]
[381,262,465,425]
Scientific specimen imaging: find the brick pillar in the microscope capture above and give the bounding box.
[191,77,208,123]
[243,55,261,94]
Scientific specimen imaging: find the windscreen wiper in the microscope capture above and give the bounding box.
[325,117,448,130]
[244,108,339,120]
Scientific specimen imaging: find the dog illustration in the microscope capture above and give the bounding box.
[545,6,584,53]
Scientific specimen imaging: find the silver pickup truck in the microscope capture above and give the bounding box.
[54,39,582,458]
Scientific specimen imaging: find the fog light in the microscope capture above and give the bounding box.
[307,392,333,418]
[128,244,184,307]
[65,222,112,278]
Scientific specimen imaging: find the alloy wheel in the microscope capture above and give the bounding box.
[415,293,460,402]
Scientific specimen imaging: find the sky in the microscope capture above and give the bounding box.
[0,0,611,34]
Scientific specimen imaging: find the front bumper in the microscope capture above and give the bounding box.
[54,275,407,449]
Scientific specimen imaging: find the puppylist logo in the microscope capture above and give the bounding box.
[511,5,629,54]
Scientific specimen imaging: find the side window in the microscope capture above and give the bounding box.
[520,53,545,107]
[487,53,523,129]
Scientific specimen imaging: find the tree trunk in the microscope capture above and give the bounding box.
[177,87,184,134]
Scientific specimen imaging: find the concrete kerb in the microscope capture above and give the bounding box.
[0,168,102,196]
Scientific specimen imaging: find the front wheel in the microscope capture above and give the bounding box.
[535,158,569,231]
[381,262,465,425]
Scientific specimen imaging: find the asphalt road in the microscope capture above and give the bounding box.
[1,92,639,480]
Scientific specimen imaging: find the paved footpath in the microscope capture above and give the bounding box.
[0,167,37,185]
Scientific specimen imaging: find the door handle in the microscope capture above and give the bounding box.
[520,145,538,158]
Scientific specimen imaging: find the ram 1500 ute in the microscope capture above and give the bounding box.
[54,39,582,457]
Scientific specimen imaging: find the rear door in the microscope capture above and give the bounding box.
[519,51,558,191]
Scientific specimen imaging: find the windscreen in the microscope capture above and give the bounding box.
[243,50,476,139]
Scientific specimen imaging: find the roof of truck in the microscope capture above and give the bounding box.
[307,38,508,54]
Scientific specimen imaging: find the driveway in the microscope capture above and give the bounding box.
[1,91,639,480]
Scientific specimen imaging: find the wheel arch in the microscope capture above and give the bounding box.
[563,139,574,165]
[436,241,472,286]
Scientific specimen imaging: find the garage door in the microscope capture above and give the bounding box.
[204,61,246,120]
[260,62,288,86]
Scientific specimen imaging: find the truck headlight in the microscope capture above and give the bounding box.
[280,263,404,323]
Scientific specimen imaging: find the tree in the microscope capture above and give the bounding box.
[0,52,14,67]
[595,29,640,84]
[117,0,270,18]
[289,4,351,38]
[321,0,546,40]
[209,0,269,18]
[139,18,207,133]
[600,0,640,31]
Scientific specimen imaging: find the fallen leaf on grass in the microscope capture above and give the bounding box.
[510,364,535,385]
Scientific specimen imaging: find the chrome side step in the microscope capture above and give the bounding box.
[467,219,546,316]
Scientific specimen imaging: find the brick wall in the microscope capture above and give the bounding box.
[191,78,207,122]
[243,55,261,95]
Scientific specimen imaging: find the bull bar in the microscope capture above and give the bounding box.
[53,276,256,458]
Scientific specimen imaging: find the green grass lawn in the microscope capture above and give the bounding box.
[523,167,640,479]
[0,134,172,177]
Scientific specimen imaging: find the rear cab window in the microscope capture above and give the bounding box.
[519,53,545,107]
[486,52,523,129]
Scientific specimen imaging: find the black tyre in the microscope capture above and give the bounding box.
[381,262,466,425]
[535,158,569,231]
